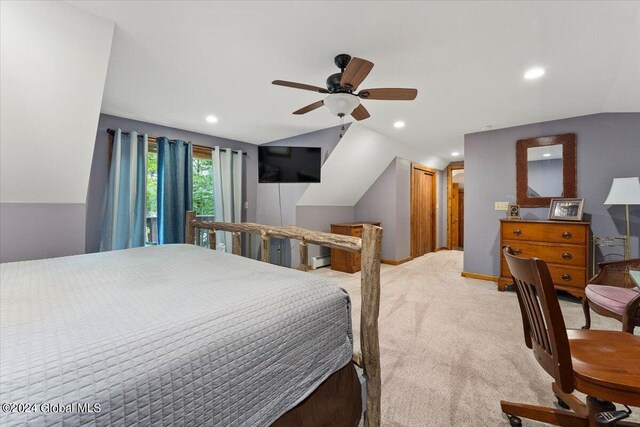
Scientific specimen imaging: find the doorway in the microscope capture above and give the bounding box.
[447,162,464,250]
[411,164,436,258]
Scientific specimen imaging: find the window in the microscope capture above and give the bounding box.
[145,141,214,244]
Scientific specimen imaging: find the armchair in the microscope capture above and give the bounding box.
[583,259,640,334]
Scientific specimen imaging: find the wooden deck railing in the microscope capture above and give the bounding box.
[185,211,383,426]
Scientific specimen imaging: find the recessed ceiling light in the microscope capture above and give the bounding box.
[205,115,218,123]
[451,152,460,157]
[524,67,545,80]
[543,153,551,157]
[393,121,405,128]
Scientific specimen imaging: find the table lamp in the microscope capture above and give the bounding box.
[604,177,640,259]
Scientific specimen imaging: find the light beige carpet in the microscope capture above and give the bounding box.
[312,250,638,426]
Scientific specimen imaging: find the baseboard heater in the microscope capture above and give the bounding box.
[310,254,331,270]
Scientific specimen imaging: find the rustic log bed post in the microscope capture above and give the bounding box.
[185,211,383,426]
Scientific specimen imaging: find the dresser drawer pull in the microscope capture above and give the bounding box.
[562,232,572,239]
[511,248,522,255]
[562,274,572,281]
[562,253,573,260]
[513,229,522,236]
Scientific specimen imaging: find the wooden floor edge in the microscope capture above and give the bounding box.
[461,271,500,282]
[381,256,413,266]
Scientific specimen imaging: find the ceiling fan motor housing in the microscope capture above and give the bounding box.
[326,73,346,93]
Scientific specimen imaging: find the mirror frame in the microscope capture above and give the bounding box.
[516,133,577,207]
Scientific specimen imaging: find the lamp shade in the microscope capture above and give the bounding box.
[323,93,359,117]
[604,177,640,205]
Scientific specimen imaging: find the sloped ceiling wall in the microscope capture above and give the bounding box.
[0,1,114,262]
[0,1,114,204]
[297,124,447,206]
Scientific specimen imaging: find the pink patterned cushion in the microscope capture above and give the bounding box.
[586,285,640,315]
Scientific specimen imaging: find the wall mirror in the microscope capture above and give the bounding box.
[516,133,577,207]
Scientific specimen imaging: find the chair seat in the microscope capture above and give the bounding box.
[568,329,640,406]
[586,285,639,315]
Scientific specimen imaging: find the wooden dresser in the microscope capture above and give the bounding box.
[331,222,381,273]
[499,219,591,298]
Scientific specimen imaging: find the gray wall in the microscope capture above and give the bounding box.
[355,159,398,259]
[256,124,347,264]
[0,203,86,263]
[354,157,413,260]
[395,158,412,259]
[296,205,356,260]
[464,113,640,277]
[86,114,258,254]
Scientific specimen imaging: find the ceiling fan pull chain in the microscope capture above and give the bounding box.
[339,116,345,138]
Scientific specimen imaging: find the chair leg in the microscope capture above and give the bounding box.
[501,400,588,427]
[582,297,591,330]
[552,382,586,417]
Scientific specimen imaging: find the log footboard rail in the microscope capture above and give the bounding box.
[185,211,382,427]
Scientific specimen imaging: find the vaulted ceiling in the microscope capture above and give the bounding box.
[69,1,640,160]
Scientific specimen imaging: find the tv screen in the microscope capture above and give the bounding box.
[258,146,321,183]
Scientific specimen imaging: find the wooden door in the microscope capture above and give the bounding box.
[446,162,464,249]
[411,165,436,257]
[451,183,460,247]
[458,189,464,248]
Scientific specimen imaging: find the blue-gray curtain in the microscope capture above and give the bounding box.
[157,137,193,244]
[100,129,148,251]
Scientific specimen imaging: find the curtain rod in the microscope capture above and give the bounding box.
[106,128,247,155]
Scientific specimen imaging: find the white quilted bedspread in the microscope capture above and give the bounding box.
[0,244,353,426]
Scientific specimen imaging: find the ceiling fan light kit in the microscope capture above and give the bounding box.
[272,54,418,121]
[324,93,360,117]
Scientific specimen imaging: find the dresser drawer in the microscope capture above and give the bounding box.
[501,222,587,245]
[501,241,586,267]
[502,259,586,288]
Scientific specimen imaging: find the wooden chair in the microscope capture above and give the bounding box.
[501,247,639,427]
[583,259,640,334]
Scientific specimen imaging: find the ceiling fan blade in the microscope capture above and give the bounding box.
[340,57,374,91]
[358,88,418,100]
[293,100,324,115]
[273,80,329,94]
[351,104,370,121]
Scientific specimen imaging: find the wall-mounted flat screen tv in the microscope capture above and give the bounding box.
[258,146,321,183]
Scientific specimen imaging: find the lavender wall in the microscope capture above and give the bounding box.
[464,113,640,277]
[86,114,258,254]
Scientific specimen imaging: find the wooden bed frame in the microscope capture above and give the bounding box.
[185,211,382,427]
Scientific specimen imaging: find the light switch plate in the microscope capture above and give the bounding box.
[495,202,509,211]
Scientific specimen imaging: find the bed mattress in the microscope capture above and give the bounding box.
[0,244,353,426]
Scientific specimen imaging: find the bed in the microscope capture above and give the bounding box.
[0,212,382,426]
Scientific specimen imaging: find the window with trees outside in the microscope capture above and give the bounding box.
[146,142,214,244]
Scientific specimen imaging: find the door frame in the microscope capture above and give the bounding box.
[446,162,464,249]
[410,163,437,257]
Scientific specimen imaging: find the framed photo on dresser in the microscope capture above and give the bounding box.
[548,198,584,221]
[508,204,521,219]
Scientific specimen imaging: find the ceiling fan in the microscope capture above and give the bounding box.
[272,54,418,121]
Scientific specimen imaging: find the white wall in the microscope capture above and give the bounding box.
[0,1,114,204]
[298,124,447,206]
